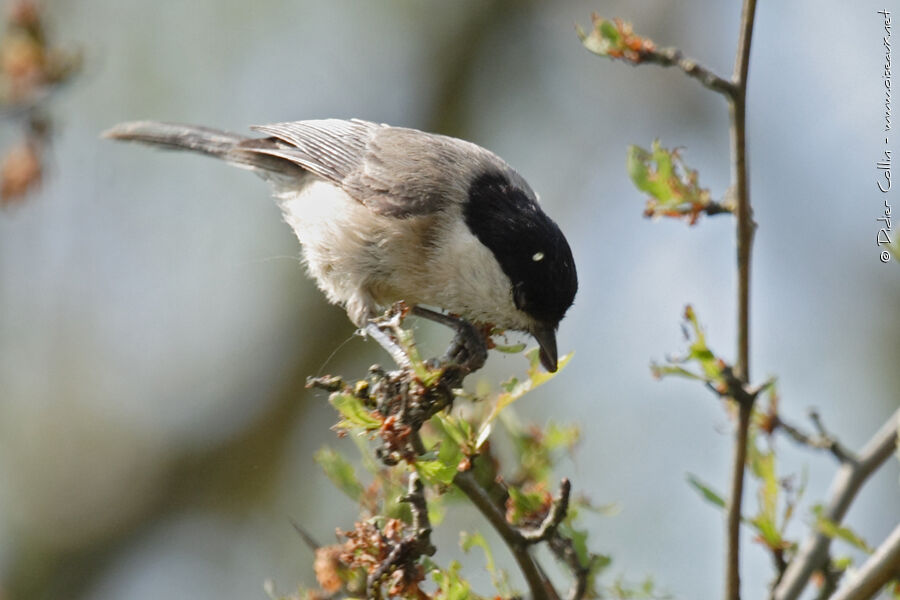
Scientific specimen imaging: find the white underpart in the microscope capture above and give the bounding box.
[275,177,534,332]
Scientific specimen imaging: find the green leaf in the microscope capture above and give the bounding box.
[314,447,365,502]
[476,348,573,447]
[752,449,779,533]
[494,341,527,354]
[416,457,458,486]
[432,561,477,600]
[460,532,513,597]
[687,474,726,510]
[433,413,474,452]
[651,363,706,381]
[329,392,382,430]
[543,422,581,451]
[506,486,548,526]
[460,532,495,571]
[578,15,627,57]
[832,555,854,571]
[627,141,722,224]
[580,20,614,56]
[627,145,654,195]
[812,506,874,554]
[559,519,591,566]
[750,514,782,550]
[745,438,789,549]
[590,553,613,575]
[599,19,620,43]
[652,305,730,393]
[500,376,520,394]
[420,415,471,485]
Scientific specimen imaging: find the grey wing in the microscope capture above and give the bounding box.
[240,119,500,217]
[245,118,375,184]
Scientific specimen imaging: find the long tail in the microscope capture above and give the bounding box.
[102,121,302,174]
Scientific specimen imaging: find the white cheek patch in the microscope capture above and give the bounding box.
[418,218,532,330]
[532,251,545,262]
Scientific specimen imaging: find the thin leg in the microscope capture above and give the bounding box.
[411,306,487,372]
[410,306,465,328]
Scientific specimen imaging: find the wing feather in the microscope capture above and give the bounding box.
[247,118,376,184]
[239,118,506,217]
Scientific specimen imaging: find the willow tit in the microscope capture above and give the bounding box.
[103,119,577,371]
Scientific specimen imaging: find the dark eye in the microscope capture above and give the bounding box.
[513,282,528,310]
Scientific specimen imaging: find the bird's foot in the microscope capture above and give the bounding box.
[411,306,488,373]
[363,303,488,375]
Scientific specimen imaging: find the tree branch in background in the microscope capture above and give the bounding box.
[828,522,900,600]
[426,0,536,137]
[582,2,767,598]
[773,408,900,600]
[725,2,759,598]
[773,409,854,464]
[584,4,900,600]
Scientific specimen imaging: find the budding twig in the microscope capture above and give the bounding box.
[637,46,737,97]
[453,468,560,600]
[365,473,436,597]
[334,304,590,600]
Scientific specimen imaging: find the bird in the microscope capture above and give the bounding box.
[103,118,577,372]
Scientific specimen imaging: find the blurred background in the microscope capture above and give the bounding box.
[0,0,897,598]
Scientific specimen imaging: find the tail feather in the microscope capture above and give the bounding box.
[102,120,304,175]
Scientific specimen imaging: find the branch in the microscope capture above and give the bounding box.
[453,468,560,600]
[578,16,735,98]
[351,307,578,599]
[546,525,594,600]
[638,46,736,97]
[829,522,900,600]
[774,409,854,464]
[365,473,436,596]
[724,0,759,597]
[730,1,757,381]
[773,408,900,600]
[520,478,572,544]
[726,401,753,600]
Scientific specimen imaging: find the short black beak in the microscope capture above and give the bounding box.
[531,323,558,372]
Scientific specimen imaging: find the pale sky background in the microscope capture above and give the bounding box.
[0,1,897,599]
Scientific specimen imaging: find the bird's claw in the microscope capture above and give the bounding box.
[442,319,487,373]
[365,304,488,374]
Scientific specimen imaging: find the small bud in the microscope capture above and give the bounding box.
[1,140,41,206]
